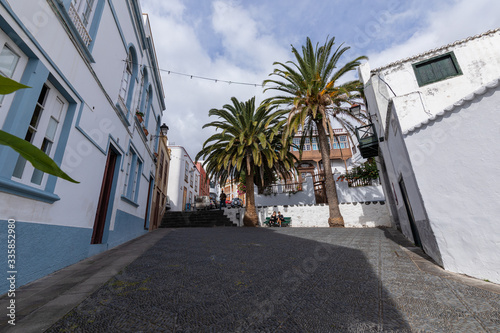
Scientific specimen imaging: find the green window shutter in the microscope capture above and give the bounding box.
[412,52,462,87]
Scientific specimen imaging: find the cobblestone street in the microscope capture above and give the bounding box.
[45,228,499,332]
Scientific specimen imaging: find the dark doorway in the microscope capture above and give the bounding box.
[91,149,118,244]
[399,178,422,248]
[144,176,153,230]
[312,172,327,204]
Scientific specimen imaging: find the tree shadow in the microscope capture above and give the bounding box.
[47,228,412,332]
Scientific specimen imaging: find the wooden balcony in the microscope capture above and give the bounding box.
[291,147,352,162]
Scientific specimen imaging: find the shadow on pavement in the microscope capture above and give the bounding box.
[46,228,411,332]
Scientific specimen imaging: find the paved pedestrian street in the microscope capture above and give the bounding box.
[45,228,499,332]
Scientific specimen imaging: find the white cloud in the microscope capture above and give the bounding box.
[140,0,500,159]
[368,0,500,68]
[141,0,289,159]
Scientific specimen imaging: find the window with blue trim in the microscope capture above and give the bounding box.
[292,138,300,151]
[0,38,28,107]
[117,47,138,121]
[123,147,142,202]
[12,82,68,188]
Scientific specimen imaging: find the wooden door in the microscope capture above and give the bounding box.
[91,149,117,244]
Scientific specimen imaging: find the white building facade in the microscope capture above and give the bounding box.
[360,29,500,283]
[166,146,200,211]
[0,0,166,292]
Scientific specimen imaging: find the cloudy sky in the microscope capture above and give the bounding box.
[141,0,500,159]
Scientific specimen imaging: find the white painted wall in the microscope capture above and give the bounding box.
[0,1,163,229]
[362,29,500,135]
[404,80,500,284]
[166,146,199,211]
[334,174,385,204]
[222,204,391,228]
[254,176,315,206]
[361,29,500,283]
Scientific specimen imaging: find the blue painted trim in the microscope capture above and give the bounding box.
[0,4,85,102]
[114,101,132,127]
[0,59,50,177]
[46,101,78,193]
[0,177,60,203]
[125,0,144,55]
[125,44,138,112]
[126,152,138,198]
[144,85,153,125]
[145,37,166,110]
[121,194,139,207]
[154,115,160,152]
[107,0,127,52]
[134,161,143,202]
[107,210,148,249]
[87,0,106,52]
[139,68,148,114]
[59,0,72,10]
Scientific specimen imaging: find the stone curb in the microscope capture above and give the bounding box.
[1,228,171,333]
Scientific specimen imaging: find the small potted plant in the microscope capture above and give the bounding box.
[142,126,149,136]
[135,111,144,123]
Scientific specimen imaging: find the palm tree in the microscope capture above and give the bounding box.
[196,96,294,227]
[263,36,367,227]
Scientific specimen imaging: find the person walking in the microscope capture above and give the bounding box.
[219,190,226,210]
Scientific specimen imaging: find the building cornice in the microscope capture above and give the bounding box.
[403,77,500,136]
[372,28,500,73]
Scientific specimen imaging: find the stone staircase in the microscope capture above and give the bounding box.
[159,210,237,228]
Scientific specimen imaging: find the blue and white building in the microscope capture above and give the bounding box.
[0,0,166,293]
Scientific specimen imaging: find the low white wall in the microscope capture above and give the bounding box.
[222,207,244,227]
[334,175,386,203]
[225,203,391,228]
[254,177,315,206]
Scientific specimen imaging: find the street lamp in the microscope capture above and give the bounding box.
[160,123,169,136]
[349,104,362,117]
[150,123,169,140]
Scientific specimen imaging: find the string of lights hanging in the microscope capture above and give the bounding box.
[129,61,265,87]
[159,68,264,87]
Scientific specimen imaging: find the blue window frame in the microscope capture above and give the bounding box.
[122,147,142,203]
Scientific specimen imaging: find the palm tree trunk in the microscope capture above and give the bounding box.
[243,166,258,227]
[316,121,345,227]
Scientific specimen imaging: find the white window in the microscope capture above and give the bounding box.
[135,70,145,113]
[304,138,311,151]
[119,51,133,107]
[123,148,142,201]
[12,82,68,187]
[195,174,198,190]
[312,137,318,151]
[184,161,189,182]
[72,0,98,28]
[292,138,300,151]
[69,0,97,46]
[0,40,27,106]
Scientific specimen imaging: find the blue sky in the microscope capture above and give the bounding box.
[141,0,500,159]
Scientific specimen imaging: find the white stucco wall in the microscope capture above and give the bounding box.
[224,204,391,228]
[404,79,500,284]
[254,176,315,206]
[334,175,386,203]
[362,29,500,135]
[167,146,199,211]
